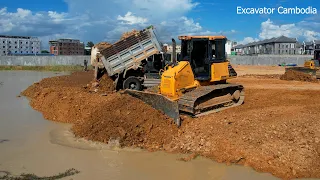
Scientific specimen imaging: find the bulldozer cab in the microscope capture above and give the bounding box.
[306,50,320,69]
[178,36,227,81]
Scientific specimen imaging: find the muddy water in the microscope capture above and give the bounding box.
[0,71,281,180]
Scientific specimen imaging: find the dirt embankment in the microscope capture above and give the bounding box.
[22,71,320,179]
[280,70,318,82]
[21,71,177,148]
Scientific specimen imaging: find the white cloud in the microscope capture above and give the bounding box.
[181,16,202,31]
[0,7,7,15]
[48,11,67,22]
[259,19,319,41]
[0,7,91,49]
[238,19,320,44]
[0,7,73,35]
[117,12,148,25]
[0,0,206,49]
[238,37,260,45]
[16,8,32,18]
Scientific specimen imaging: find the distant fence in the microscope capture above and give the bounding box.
[0,55,314,66]
[229,55,313,66]
[0,55,91,66]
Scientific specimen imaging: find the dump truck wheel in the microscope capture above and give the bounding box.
[123,76,142,90]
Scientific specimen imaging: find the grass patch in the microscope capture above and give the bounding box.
[0,65,93,72]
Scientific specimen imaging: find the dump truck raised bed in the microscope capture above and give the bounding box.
[93,26,165,90]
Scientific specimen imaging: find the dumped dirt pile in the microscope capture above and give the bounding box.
[21,71,106,123]
[22,71,177,148]
[72,93,177,148]
[22,71,320,179]
[280,70,317,82]
[120,29,139,40]
[89,74,115,93]
[93,42,112,50]
[21,71,94,98]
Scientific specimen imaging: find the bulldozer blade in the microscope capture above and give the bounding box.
[124,89,181,126]
[285,67,317,77]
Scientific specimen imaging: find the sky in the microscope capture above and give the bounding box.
[0,0,319,50]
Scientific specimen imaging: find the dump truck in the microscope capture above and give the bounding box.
[285,49,320,79]
[91,25,168,90]
[125,36,245,126]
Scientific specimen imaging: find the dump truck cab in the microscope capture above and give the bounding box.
[178,36,237,82]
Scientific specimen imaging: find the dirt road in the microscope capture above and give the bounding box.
[233,65,285,76]
[21,66,320,179]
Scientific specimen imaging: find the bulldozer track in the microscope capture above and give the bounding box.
[178,84,245,116]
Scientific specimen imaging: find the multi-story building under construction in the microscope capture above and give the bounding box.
[0,35,41,56]
[49,39,84,55]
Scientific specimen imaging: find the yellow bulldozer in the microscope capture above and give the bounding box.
[125,36,245,126]
[285,49,320,78]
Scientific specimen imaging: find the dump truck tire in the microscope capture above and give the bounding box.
[123,76,142,90]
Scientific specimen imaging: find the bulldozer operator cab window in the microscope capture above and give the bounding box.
[211,40,226,62]
[187,40,210,79]
[179,38,227,80]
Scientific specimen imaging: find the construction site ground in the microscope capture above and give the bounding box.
[18,65,320,179]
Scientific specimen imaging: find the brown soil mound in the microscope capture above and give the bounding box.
[21,71,93,98]
[22,71,320,179]
[93,42,112,50]
[96,75,115,92]
[120,29,139,40]
[170,89,320,179]
[72,93,177,148]
[280,70,317,82]
[89,74,115,93]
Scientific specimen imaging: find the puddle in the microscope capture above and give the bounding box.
[49,125,124,151]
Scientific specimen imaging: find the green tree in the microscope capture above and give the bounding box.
[87,41,94,48]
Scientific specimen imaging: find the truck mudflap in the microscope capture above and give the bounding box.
[123,89,181,126]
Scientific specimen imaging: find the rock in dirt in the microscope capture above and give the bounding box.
[280,70,317,82]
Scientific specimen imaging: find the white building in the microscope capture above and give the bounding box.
[0,35,41,56]
[163,44,181,53]
[225,40,237,55]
